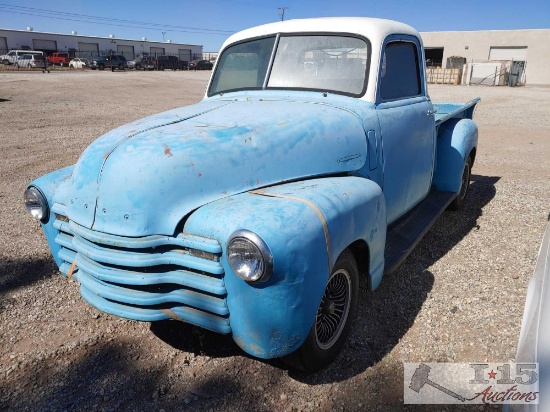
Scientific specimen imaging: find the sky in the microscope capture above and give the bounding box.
[0,0,548,51]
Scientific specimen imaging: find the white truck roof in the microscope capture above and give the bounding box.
[218,17,422,103]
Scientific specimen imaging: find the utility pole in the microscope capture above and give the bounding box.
[278,7,288,21]
[162,31,166,42]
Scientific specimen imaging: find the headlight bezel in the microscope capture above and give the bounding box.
[24,186,49,222]
[227,229,273,283]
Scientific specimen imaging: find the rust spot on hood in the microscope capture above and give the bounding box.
[163,144,173,157]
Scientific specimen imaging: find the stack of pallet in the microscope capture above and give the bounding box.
[426,68,462,85]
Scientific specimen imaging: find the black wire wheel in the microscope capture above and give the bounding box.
[314,268,352,350]
[284,249,359,372]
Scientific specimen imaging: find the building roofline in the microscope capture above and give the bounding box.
[0,27,202,47]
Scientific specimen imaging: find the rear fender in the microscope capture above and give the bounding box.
[432,118,478,193]
[183,176,386,358]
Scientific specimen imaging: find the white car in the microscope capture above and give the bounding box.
[15,53,48,68]
[2,49,43,65]
[69,58,89,69]
[508,220,550,411]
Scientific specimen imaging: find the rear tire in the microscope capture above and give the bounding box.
[284,249,359,372]
[448,157,472,211]
[98,64,104,71]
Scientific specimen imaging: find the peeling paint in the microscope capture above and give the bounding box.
[163,144,173,157]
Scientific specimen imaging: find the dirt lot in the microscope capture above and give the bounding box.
[1,70,549,411]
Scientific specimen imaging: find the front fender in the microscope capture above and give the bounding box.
[432,118,478,193]
[183,176,386,358]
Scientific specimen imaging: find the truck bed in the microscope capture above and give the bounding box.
[433,98,480,127]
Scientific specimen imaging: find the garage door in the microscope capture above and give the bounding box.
[0,37,7,53]
[33,39,57,51]
[489,47,527,61]
[150,47,165,57]
[78,42,99,59]
[178,49,191,62]
[117,45,134,60]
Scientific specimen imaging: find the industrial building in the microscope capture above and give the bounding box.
[0,28,203,62]
[421,29,550,86]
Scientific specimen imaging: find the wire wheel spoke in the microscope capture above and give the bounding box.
[315,269,351,349]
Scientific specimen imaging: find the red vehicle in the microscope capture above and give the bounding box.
[47,52,71,66]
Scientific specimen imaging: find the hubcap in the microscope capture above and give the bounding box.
[315,269,351,350]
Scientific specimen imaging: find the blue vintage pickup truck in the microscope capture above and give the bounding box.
[24,17,479,371]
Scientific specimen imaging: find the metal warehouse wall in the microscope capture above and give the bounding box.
[0,29,203,60]
[420,29,550,86]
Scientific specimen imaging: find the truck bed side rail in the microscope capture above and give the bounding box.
[433,98,480,127]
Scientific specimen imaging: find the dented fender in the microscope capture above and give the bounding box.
[184,176,386,358]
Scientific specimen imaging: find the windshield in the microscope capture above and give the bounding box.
[209,34,369,97]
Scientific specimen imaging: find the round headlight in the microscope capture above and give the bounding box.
[227,230,273,282]
[24,187,48,221]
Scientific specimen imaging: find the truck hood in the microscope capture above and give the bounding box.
[68,97,368,236]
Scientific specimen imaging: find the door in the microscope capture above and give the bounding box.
[376,37,435,224]
[117,45,134,60]
[78,42,99,60]
[32,39,57,52]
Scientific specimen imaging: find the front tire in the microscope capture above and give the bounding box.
[284,249,359,372]
[448,156,472,210]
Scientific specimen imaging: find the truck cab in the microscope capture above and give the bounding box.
[24,17,479,372]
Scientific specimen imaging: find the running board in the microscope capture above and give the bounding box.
[384,190,456,274]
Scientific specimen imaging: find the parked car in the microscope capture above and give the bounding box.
[179,60,189,70]
[141,56,156,70]
[127,55,156,70]
[127,55,144,70]
[189,59,213,70]
[15,53,48,68]
[90,55,127,71]
[507,220,550,411]
[47,52,71,66]
[1,49,43,65]
[24,17,480,372]
[156,55,180,70]
[69,58,89,69]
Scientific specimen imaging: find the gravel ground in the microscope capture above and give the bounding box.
[1,70,549,412]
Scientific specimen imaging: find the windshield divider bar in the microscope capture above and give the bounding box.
[263,33,280,90]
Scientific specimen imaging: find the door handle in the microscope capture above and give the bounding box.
[427,109,437,116]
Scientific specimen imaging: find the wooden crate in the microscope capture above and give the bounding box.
[426,68,462,85]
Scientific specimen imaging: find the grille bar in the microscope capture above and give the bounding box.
[69,220,221,253]
[76,269,228,316]
[73,235,224,274]
[80,285,231,334]
[75,253,226,294]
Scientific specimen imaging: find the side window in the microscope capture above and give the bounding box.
[379,41,421,101]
